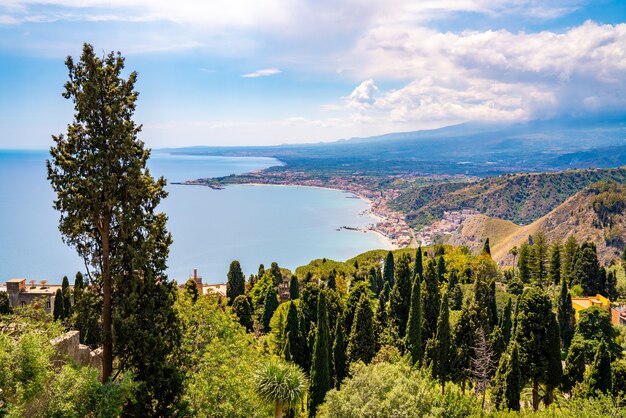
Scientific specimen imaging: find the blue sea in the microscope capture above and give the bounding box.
[0,150,389,283]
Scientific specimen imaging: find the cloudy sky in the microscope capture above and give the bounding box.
[1,0,625,148]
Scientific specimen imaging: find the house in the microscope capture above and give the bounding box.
[571,293,624,326]
[4,278,64,313]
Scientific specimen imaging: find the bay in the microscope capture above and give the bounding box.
[0,150,389,284]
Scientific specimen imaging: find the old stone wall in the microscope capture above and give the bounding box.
[50,330,102,379]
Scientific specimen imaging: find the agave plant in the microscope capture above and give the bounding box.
[254,359,308,418]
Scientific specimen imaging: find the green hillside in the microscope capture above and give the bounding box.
[391,167,626,227]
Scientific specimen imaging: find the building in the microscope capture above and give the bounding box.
[4,278,63,313]
[571,293,625,326]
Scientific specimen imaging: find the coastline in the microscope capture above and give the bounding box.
[178,181,400,250]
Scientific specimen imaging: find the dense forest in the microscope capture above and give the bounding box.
[2,235,626,416]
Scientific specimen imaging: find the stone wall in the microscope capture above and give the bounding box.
[50,330,102,379]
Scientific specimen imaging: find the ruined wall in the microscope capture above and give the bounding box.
[50,330,102,379]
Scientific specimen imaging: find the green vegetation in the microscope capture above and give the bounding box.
[392,168,626,227]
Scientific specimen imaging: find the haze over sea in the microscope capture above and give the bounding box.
[0,150,389,284]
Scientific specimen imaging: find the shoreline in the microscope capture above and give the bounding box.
[175,181,399,250]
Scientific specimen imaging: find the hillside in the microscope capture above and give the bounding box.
[392,167,626,227]
[446,182,626,265]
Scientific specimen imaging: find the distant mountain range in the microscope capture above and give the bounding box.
[169,114,626,176]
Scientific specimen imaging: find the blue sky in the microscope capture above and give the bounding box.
[0,0,625,149]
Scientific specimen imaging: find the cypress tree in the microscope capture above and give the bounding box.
[488,280,498,328]
[0,292,11,315]
[327,269,337,290]
[452,300,477,392]
[548,242,562,286]
[232,295,254,332]
[61,275,71,319]
[518,243,531,283]
[383,251,395,288]
[436,255,446,282]
[587,340,612,395]
[557,277,575,349]
[74,271,84,304]
[505,344,522,411]
[368,267,378,294]
[421,259,440,343]
[183,278,199,302]
[333,315,347,389]
[573,243,601,296]
[270,262,282,286]
[262,290,279,332]
[405,274,423,366]
[389,253,412,337]
[514,287,562,410]
[562,236,579,284]
[374,288,388,348]
[490,325,506,367]
[282,332,292,362]
[289,275,299,300]
[53,288,64,321]
[226,260,245,304]
[344,281,370,338]
[605,270,618,301]
[258,264,265,280]
[347,293,376,364]
[413,246,423,278]
[448,269,463,310]
[563,340,586,393]
[284,301,306,369]
[432,289,451,394]
[375,267,384,296]
[309,292,331,417]
[499,297,513,345]
[482,238,491,256]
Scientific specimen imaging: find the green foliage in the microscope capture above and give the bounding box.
[232,295,254,332]
[383,251,395,288]
[422,259,441,343]
[71,286,101,347]
[451,300,478,388]
[309,291,332,417]
[53,288,64,321]
[573,243,602,296]
[514,287,562,409]
[183,277,199,302]
[262,290,280,332]
[431,289,452,390]
[48,43,174,390]
[333,315,347,389]
[61,276,72,319]
[587,340,613,396]
[176,291,272,417]
[344,281,371,339]
[557,277,576,349]
[448,269,463,310]
[563,339,586,393]
[549,242,562,286]
[289,275,299,300]
[284,301,307,370]
[483,238,491,256]
[518,243,532,284]
[493,343,522,411]
[254,359,308,417]
[0,291,11,315]
[573,306,621,362]
[405,274,423,366]
[499,298,513,345]
[562,236,579,285]
[227,260,246,304]
[531,231,548,287]
[317,362,482,418]
[389,253,412,338]
[347,294,376,365]
[413,246,423,278]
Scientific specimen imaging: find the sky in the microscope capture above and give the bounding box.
[0,0,625,149]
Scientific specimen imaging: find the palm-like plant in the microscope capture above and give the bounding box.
[254,359,308,418]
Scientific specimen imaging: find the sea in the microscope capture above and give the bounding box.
[0,149,390,284]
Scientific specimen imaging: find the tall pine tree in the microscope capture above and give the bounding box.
[289,275,299,300]
[227,260,246,305]
[421,259,440,343]
[405,274,423,366]
[389,253,412,337]
[431,289,451,394]
[333,315,347,389]
[413,246,423,278]
[309,292,332,417]
[557,277,575,349]
[587,340,612,395]
[383,251,395,288]
[262,290,279,332]
[548,242,562,286]
[347,293,376,365]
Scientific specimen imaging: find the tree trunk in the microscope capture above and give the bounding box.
[274,401,283,418]
[441,380,445,395]
[532,378,539,411]
[545,385,554,407]
[461,379,466,395]
[101,229,113,383]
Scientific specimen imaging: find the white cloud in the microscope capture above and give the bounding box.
[240,68,282,78]
[346,79,379,110]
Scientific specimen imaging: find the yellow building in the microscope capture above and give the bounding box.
[571,294,611,321]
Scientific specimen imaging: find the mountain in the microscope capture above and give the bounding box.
[391,167,626,227]
[169,115,626,177]
[446,182,626,265]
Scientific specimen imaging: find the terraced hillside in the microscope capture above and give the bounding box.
[392,167,626,227]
